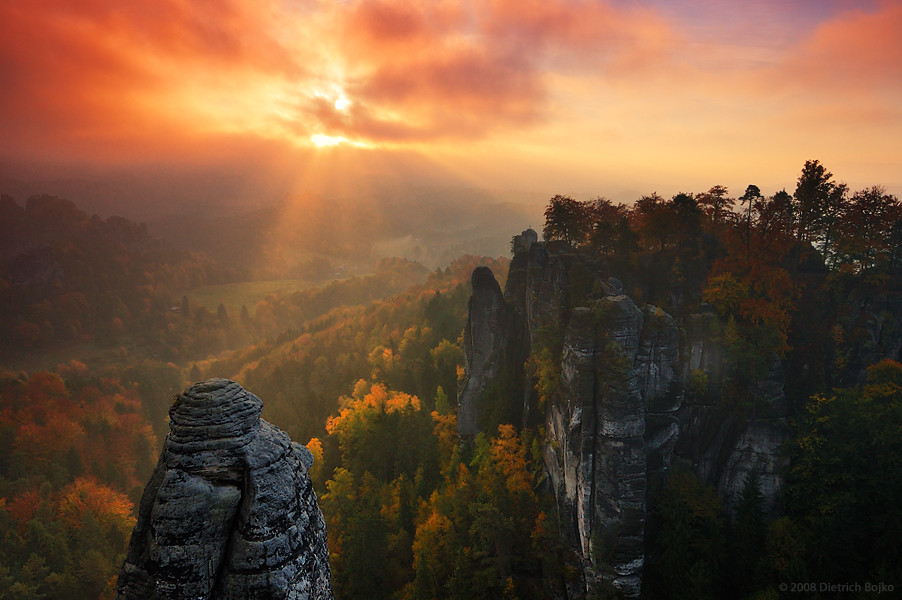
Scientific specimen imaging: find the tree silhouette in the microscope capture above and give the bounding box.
[542,195,592,246]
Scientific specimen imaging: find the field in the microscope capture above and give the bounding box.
[186,279,319,313]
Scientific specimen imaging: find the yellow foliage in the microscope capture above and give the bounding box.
[326,381,421,435]
[306,437,324,463]
[491,425,534,497]
[702,272,749,315]
[431,410,458,457]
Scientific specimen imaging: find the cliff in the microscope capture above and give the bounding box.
[116,379,333,600]
[460,242,794,597]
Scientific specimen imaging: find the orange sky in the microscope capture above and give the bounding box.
[1,0,900,206]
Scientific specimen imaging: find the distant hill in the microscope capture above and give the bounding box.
[0,194,234,359]
[149,187,543,273]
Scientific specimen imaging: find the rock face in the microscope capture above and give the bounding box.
[458,266,512,437]
[461,245,790,598]
[544,300,649,596]
[116,379,333,600]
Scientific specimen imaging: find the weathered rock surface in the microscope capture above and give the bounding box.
[116,379,332,600]
[463,245,791,598]
[458,266,511,437]
[544,301,648,596]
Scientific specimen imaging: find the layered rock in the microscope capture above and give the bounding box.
[116,379,332,600]
[463,244,790,598]
[544,300,648,596]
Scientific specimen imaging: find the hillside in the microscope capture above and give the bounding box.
[2,159,901,599]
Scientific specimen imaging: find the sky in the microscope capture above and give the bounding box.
[1,0,901,213]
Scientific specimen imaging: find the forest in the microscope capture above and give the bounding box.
[1,159,900,598]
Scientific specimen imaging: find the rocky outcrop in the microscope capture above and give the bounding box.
[116,379,332,600]
[544,300,649,596]
[462,244,791,598]
[458,266,512,437]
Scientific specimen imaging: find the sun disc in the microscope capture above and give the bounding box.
[334,95,350,111]
[311,134,347,147]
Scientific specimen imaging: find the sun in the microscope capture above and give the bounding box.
[310,134,368,148]
[334,94,350,111]
[310,134,348,147]
[313,85,351,112]
[307,84,366,148]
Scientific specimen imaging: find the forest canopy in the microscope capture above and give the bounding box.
[1,159,900,598]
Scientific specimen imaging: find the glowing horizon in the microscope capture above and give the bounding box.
[1,0,901,203]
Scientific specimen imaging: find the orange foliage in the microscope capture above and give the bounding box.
[2,371,157,491]
[6,488,42,526]
[431,411,458,457]
[412,508,455,571]
[15,413,85,462]
[326,381,420,435]
[490,424,535,497]
[57,477,136,530]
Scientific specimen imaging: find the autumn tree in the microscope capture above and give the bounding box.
[697,185,735,227]
[754,190,796,257]
[834,186,902,272]
[670,192,703,258]
[588,197,634,257]
[632,192,673,251]
[543,195,592,246]
[793,159,848,261]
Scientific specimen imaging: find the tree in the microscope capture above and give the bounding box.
[738,185,762,259]
[543,195,592,246]
[734,189,795,262]
[670,192,702,259]
[834,186,902,272]
[632,192,673,251]
[728,471,767,597]
[785,359,902,585]
[646,468,726,600]
[793,159,847,261]
[588,197,632,256]
[697,185,734,226]
[216,303,229,324]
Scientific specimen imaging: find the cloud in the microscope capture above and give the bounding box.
[0,0,308,161]
[300,0,683,144]
[0,0,689,158]
[3,0,899,192]
[778,1,902,90]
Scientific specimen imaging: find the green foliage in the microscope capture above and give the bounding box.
[405,425,547,600]
[0,195,245,359]
[784,359,902,585]
[529,346,560,409]
[727,471,768,598]
[210,256,500,444]
[3,159,902,600]
[688,368,709,399]
[645,468,726,600]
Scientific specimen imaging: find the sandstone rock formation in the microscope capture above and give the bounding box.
[116,379,332,600]
[461,243,791,598]
[458,266,511,437]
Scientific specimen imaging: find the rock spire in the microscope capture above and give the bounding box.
[116,379,332,600]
